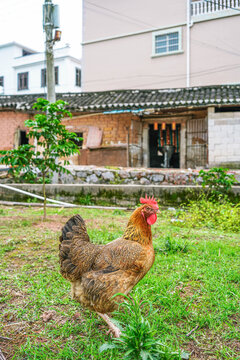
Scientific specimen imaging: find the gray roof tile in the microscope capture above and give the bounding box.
[0,84,240,112]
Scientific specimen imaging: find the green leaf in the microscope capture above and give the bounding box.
[181,351,190,359]
[99,343,116,353]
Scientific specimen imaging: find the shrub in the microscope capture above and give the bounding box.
[199,168,236,198]
[177,197,240,232]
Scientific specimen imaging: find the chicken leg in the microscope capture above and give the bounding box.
[97,312,121,338]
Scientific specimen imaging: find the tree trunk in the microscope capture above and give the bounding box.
[42,174,47,221]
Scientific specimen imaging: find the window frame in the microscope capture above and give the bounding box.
[17,72,29,90]
[152,27,183,57]
[41,66,59,87]
[0,76,4,87]
[72,132,83,148]
[75,67,81,87]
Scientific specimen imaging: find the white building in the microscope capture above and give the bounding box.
[0,42,82,95]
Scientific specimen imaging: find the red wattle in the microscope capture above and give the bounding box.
[147,213,157,225]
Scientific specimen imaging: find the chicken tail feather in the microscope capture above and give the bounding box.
[59,214,95,281]
[60,214,90,243]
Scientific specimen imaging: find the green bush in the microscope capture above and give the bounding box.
[177,197,240,232]
[199,167,236,198]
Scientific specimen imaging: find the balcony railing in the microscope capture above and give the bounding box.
[191,0,240,16]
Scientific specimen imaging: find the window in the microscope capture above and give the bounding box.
[0,76,4,87]
[75,68,81,87]
[18,72,28,90]
[152,27,182,57]
[41,66,59,87]
[22,49,32,56]
[72,132,83,148]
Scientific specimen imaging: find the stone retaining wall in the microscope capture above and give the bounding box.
[1,165,240,185]
[1,183,240,207]
[58,166,240,186]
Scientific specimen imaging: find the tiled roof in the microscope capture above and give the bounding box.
[0,84,240,112]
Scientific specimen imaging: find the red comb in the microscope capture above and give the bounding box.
[140,194,159,209]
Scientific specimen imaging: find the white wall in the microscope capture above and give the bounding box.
[0,43,27,94]
[82,0,240,91]
[0,43,82,95]
[208,107,240,168]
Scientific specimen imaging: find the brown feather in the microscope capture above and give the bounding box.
[59,204,156,313]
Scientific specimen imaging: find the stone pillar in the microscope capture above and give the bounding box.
[142,124,149,168]
[180,121,186,168]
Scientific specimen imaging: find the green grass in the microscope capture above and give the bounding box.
[0,205,239,359]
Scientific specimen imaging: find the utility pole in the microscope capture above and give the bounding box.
[43,0,61,183]
[43,0,60,102]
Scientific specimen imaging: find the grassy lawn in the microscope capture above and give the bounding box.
[0,205,239,360]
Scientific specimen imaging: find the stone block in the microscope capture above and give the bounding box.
[140,177,150,185]
[86,174,99,184]
[150,174,164,183]
[76,171,87,178]
[102,171,115,181]
[119,170,130,179]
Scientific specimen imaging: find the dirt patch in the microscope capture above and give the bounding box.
[33,221,62,232]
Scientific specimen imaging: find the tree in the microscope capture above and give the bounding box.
[0,98,82,220]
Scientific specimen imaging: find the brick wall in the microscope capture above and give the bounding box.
[63,112,140,147]
[63,112,141,166]
[0,111,31,150]
[208,107,240,168]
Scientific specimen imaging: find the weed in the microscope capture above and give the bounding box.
[199,167,236,198]
[100,294,188,360]
[113,209,125,216]
[177,197,240,232]
[78,194,93,205]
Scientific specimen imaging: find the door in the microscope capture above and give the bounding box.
[186,117,208,168]
[148,123,180,168]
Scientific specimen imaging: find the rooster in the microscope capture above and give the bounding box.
[59,195,159,337]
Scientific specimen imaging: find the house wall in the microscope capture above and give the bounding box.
[82,29,187,90]
[0,44,82,95]
[0,44,26,95]
[0,111,30,150]
[63,112,142,166]
[190,15,240,87]
[13,56,81,95]
[82,0,240,91]
[83,0,186,42]
[208,107,240,168]
[1,107,239,169]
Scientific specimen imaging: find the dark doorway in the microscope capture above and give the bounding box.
[20,131,29,145]
[149,123,180,168]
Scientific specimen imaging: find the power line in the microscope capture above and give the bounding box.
[85,0,157,29]
[191,38,240,57]
[84,63,240,85]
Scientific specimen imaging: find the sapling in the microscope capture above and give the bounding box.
[0,98,82,220]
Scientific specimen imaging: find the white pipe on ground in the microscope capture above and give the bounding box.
[0,183,128,210]
[0,183,77,207]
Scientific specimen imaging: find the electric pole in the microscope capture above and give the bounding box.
[43,0,61,183]
[43,0,60,102]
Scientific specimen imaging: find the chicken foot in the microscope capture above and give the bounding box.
[97,312,121,338]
